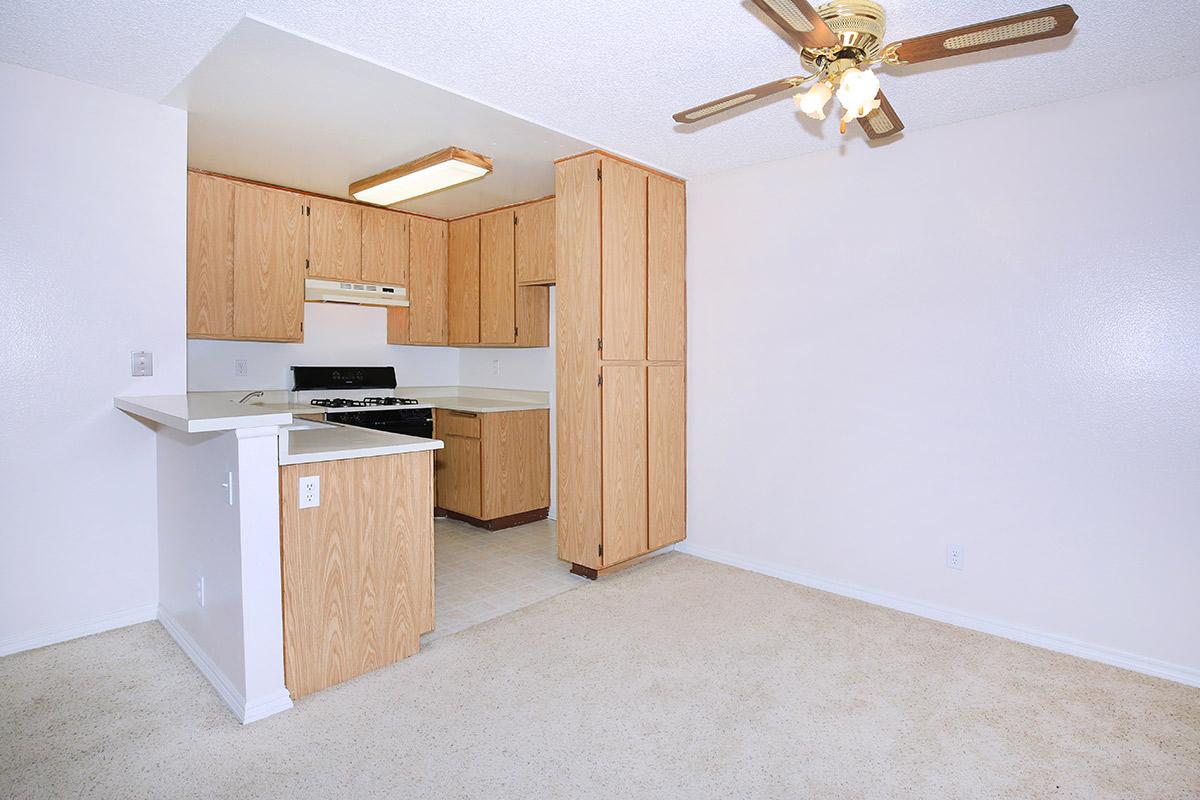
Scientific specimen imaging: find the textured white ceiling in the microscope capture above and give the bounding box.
[167,20,591,217]
[3,1,1199,178]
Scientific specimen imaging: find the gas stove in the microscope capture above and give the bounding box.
[309,396,419,409]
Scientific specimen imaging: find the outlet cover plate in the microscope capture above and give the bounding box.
[299,476,320,509]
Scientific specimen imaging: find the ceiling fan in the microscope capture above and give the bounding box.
[673,1,1078,139]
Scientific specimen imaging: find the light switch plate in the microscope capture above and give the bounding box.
[299,476,320,509]
[131,351,153,377]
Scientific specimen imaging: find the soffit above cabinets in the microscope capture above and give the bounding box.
[165,19,593,219]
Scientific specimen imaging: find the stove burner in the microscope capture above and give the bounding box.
[310,397,419,409]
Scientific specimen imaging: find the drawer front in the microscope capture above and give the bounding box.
[438,409,481,439]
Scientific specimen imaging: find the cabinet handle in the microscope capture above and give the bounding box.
[448,411,478,418]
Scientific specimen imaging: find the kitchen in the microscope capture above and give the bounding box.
[112,18,686,722]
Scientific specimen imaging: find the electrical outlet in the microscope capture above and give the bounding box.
[235,359,248,377]
[490,359,501,376]
[298,476,320,509]
[131,351,153,377]
[196,576,206,607]
[947,544,964,570]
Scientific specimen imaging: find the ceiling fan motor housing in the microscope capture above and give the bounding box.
[802,0,887,66]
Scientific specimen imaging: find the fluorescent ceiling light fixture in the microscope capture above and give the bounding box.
[350,147,493,205]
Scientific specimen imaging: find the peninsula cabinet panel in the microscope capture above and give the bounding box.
[648,364,686,549]
[280,452,432,699]
[307,197,361,281]
[479,209,516,345]
[600,157,647,361]
[407,216,449,344]
[647,175,686,362]
[186,173,235,338]
[448,216,480,344]
[515,198,556,285]
[601,365,648,566]
[232,183,306,342]
[361,207,408,286]
[555,153,604,568]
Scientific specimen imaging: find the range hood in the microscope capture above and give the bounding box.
[304,278,409,307]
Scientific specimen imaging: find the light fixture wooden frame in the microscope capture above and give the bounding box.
[349,147,494,205]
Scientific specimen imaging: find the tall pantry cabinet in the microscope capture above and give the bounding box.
[555,151,686,576]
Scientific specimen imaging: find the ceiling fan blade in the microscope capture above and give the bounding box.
[882,4,1077,65]
[673,77,806,124]
[858,90,904,140]
[750,0,839,50]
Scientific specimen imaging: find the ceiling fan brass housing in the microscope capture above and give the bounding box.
[801,0,887,67]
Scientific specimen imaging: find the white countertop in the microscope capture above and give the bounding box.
[411,396,550,413]
[278,420,443,465]
[114,394,295,433]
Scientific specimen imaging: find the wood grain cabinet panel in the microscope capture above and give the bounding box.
[601,365,648,566]
[435,433,482,519]
[232,183,306,342]
[307,197,362,281]
[515,198,556,285]
[479,210,516,345]
[280,452,432,699]
[647,175,686,362]
[481,410,550,519]
[600,157,647,361]
[186,173,235,338]
[361,207,408,285]
[554,154,604,567]
[407,216,449,344]
[448,217,480,344]
[648,365,686,549]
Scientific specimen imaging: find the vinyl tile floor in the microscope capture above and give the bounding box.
[423,516,588,643]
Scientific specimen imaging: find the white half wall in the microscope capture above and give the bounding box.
[188,302,459,391]
[683,73,1200,683]
[0,62,187,655]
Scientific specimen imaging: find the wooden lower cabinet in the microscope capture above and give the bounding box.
[434,409,550,528]
[279,451,434,699]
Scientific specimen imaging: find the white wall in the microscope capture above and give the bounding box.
[0,62,187,654]
[188,302,459,390]
[683,73,1200,682]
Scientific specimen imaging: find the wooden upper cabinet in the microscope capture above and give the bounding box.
[479,209,516,345]
[647,175,686,362]
[447,217,480,344]
[407,216,449,344]
[186,173,235,338]
[307,197,361,281]
[600,158,648,361]
[232,183,306,342]
[515,198,555,285]
[361,207,408,286]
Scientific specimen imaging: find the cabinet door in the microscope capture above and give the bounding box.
[601,365,648,566]
[186,173,235,338]
[600,158,647,360]
[515,284,550,347]
[307,197,361,281]
[515,198,555,285]
[555,154,603,567]
[407,216,449,344]
[361,208,408,285]
[648,365,686,549]
[448,217,480,344]
[232,183,306,341]
[479,209,516,344]
[436,435,482,518]
[481,410,550,520]
[647,176,686,362]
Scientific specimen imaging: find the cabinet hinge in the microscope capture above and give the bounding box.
[513,216,519,226]
[597,166,602,181]
[305,258,310,270]
[305,205,310,216]
[597,337,603,352]
[598,543,604,558]
[300,322,304,332]
[514,326,519,338]
[597,374,603,387]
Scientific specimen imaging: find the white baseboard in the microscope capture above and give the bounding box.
[0,603,158,657]
[157,606,293,724]
[674,541,1200,689]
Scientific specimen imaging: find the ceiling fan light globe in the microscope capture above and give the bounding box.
[835,67,882,121]
[796,80,833,120]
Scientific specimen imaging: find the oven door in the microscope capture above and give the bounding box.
[334,409,433,438]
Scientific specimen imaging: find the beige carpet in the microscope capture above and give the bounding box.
[2,553,1198,799]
